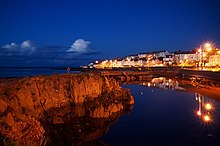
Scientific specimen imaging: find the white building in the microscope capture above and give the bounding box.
[209,55,220,66]
[174,51,198,65]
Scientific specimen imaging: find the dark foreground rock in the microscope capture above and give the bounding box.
[0,73,134,145]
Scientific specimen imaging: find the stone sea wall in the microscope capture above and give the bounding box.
[0,73,134,145]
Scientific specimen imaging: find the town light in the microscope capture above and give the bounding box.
[204,42,213,52]
[198,42,214,69]
[205,103,212,110]
[204,42,211,48]
[206,47,212,52]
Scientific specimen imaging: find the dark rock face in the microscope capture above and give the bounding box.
[0,74,134,145]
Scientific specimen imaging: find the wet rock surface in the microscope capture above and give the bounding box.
[0,73,134,145]
[189,77,220,88]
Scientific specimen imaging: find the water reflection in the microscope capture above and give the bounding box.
[140,77,184,90]
[41,104,133,146]
[195,93,214,123]
[99,77,220,145]
[139,77,218,126]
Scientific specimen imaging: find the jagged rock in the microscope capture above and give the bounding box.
[0,99,7,114]
[5,112,15,128]
[0,73,134,145]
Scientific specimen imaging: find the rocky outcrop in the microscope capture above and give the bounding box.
[0,73,134,145]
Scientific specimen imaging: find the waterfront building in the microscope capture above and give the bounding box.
[87,48,220,68]
[114,58,124,68]
[138,53,148,58]
[174,50,198,66]
[140,58,148,67]
[163,53,174,66]
[208,54,220,67]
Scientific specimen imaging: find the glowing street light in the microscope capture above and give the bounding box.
[204,42,212,52]
[206,47,212,52]
[204,42,211,48]
[198,42,214,68]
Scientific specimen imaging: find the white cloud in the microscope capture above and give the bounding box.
[20,40,36,54]
[67,39,91,52]
[2,42,19,50]
[2,40,36,54]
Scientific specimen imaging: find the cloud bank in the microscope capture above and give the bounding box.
[2,42,18,50]
[2,40,36,54]
[0,39,101,67]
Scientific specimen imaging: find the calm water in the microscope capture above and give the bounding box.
[0,68,77,77]
[100,83,220,146]
[1,70,220,145]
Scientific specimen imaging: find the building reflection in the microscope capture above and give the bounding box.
[140,77,184,90]
[195,93,214,123]
[140,77,216,124]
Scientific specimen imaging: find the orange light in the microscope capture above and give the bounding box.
[203,115,211,122]
[197,110,202,116]
[198,49,202,53]
[205,103,212,110]
[206,47,212,52]
[204,43,211,48]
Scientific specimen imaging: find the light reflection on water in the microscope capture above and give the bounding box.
[100,77,220,146]
[140,77,184,90]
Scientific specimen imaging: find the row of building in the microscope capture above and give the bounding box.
[86,48,220,69]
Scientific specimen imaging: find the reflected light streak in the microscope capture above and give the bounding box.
[197,110,202,116]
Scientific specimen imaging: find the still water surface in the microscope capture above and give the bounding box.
[100,82,220,146]
[1,69,220,145]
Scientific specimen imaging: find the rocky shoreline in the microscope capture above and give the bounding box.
[177,78,220,102]
[0,73,134,145]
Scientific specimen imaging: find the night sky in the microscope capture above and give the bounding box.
[0,0,220,67]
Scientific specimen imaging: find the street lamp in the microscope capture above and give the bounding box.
[198,42,213,69]
[205,43,211,48]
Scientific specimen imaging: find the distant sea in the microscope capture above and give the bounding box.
[0,67,80,78]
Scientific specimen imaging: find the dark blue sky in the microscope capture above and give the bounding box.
[0,0,220,66]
